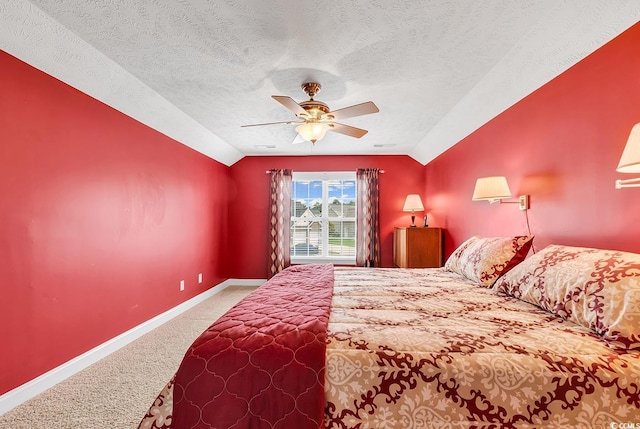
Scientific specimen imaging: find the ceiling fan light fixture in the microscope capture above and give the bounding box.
[296,122,330,144]
[243,82,379,143]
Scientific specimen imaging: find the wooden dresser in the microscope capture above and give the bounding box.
[393,227,443,268]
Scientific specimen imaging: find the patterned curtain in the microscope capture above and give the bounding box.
[356,168,381,267]
[268,169,292,278]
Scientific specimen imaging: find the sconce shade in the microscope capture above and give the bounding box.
[295,122,330,144]
[472,176,512,201]
[403,194,424,212]
[617,123,640,173]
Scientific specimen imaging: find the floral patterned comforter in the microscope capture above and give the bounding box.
[140,266,640,428]
[325,267,640,428]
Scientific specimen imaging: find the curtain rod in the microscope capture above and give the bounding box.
[265,169,385,174]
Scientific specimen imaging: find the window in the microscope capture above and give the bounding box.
[290,172,356,264]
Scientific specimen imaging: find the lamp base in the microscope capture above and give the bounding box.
[410,214,416,227]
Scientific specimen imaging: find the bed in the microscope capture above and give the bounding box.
[138,237,640,428]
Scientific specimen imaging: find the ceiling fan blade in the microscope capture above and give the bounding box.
[328,123,368,138]
[272,95,307,116]
[291,134,306,145]
[326,101,379,120]
[241,120,299,127]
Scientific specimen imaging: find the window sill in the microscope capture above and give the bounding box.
[291,257,356,266]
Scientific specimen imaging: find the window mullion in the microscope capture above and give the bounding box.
[322,180,329,257]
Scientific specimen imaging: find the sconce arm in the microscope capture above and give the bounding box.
[496,195,529,210]
[616,177,640,189]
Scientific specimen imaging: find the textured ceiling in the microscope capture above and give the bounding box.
[2,1,640,166]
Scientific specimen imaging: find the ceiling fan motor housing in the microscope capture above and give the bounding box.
[299,100,330,120]
[299,82,330,120]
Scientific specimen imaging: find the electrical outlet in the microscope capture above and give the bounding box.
[519,195,530,211]
[180,280,185,291]
[198,273,203,283]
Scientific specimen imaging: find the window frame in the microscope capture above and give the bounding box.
[290,171,357,265]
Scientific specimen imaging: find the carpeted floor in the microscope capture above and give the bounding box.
[0,285,257,429]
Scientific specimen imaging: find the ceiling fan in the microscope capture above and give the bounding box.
[242,82,379,144]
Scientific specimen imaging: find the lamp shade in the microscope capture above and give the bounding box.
[402,194,424,212]
[617,123,640,173]
[472,176,512,201]
[295,122,330,144]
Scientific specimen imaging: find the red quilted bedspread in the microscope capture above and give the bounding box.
[171,264,334,429]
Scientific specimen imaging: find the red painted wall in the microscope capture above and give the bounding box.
[0,51,231,395]
[6,20,640,401]
[425,23,640,257]
[228,155,426,278]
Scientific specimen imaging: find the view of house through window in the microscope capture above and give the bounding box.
[290,172,356,263]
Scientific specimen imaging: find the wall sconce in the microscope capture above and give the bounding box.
[472,176,529,210]
[615,123,640,189]
[403,194,424,227]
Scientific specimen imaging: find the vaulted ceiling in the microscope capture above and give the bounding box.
[3,1,640,166]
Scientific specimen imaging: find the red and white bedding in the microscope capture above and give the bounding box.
[325,267,640,427]
[139,250,640,428]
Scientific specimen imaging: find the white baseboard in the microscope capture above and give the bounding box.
[0,278,266,416]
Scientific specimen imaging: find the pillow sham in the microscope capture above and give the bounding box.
[493,244,640,351]
[444,235,534,287]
